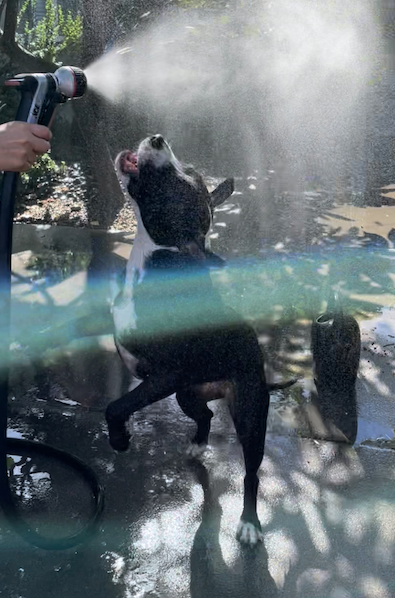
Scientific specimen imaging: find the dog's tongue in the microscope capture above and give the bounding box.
[122,151,138,174]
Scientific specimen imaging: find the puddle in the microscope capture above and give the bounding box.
[356,417,394,446]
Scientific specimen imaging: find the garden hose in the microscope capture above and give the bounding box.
[0,67,105,550]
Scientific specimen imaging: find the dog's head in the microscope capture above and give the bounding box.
[137,134,180,170]
[115,135,234,257]
[115,135,183,192]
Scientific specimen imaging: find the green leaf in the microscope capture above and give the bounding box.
[16,0,82,63]
[7,456,15,473]
[17,0,30,26]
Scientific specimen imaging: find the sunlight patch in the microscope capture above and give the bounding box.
[299,500,331,554]
[262,475,289,503]
[265,529,298,589]
[335,555,355,583]
[101,551,126,584]
[343,507,370,545]
[218,494,243,566]
[322,489,344,525]
[162,565,189,594]
[360,576,391,598]
[296,568,331,595]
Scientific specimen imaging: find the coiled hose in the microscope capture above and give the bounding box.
[0,169,105,550]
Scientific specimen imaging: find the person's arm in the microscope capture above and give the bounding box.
[0,121,52,172]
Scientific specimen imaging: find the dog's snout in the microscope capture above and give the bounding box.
[150,135,164,149]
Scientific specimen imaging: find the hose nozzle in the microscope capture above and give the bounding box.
[54,66,87,99]
[4,66,87,126]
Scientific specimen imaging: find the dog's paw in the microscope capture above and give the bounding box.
[236,520,264,546]
[105,407,131,452]
[185,442,208,459]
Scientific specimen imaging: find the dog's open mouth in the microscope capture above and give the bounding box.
[121,151,138,174]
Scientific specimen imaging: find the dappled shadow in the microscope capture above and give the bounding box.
[260,438,395,598]
[9,224,132,400]
[5,391,395,597]
[3,267,395,598]
[189,461,278,598]
[8,207,395,451]
[4,184,395,597]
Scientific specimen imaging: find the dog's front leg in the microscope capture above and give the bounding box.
[105,372,182,451]
[176,386,214,458]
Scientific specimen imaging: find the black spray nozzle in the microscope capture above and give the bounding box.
[4,66,87,126]
[53,66,87,99]
[5,66,87,99]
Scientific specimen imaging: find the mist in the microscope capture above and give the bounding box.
[85,0,380,187]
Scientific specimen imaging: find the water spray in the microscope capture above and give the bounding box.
[0,67,105,550]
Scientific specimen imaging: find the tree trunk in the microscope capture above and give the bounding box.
[0,0,55,74]
[2,0,17,45]
[81,0,114,68]
[78,0,124,230]
[76,0,126,307]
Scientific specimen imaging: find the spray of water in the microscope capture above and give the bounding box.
[85,0,380,186]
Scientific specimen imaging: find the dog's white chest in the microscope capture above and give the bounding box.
[112,206,177,338]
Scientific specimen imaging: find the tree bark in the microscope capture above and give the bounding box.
[0,0,7,22]
[2,0,17,44]
[81,0,115,68]
[0,0,55,73]
[78,0,125,230]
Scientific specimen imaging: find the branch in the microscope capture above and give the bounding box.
[3,0,17,45]
[0,38,56,72]
[0,0,7,24]
[0,0,56,73]
[81,0,115,66]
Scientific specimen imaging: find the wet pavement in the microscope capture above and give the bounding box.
[3,397,395,598]
[1,186,395,598]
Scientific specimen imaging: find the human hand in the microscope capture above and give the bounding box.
[0,121,52,172]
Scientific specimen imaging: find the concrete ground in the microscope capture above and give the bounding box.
[1,221,395,598]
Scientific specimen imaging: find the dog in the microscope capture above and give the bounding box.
[107,134,292,546]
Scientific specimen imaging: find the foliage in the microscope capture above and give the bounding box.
[27,249,91,283]
[16,0,82,63]
[20,152,67,191]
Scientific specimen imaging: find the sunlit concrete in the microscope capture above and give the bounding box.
[1,223,395,598]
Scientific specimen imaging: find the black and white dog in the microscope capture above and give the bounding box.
[107,134,280,545]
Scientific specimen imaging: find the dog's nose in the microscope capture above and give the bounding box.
[150,135,164,149]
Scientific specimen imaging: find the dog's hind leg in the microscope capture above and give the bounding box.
[176,386,213,458]
[231,372,270,546]
[105,373,181,451]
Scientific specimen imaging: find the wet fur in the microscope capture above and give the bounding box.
[107,135,278,544]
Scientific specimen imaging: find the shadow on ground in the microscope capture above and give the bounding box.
[1,182,395,597]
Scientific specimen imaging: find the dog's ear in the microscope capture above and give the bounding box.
[210,178,234,208]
